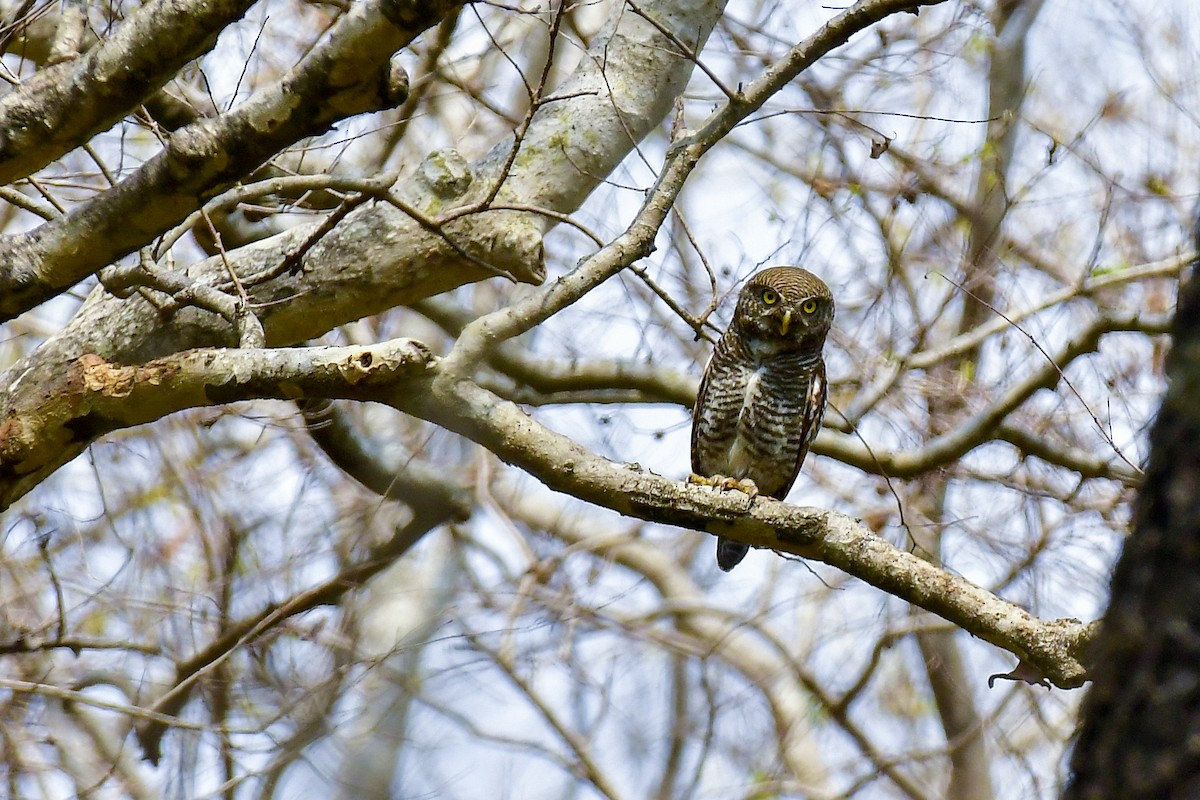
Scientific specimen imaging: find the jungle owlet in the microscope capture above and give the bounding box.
[690,267,834,571]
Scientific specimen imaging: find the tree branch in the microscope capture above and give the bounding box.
[442,0,952,373]
[0,338,1089,686]
[0,0,255,186]
[0,0,460,321]
[0,0,736,506]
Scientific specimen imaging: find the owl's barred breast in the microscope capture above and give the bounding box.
[726,363,815,498]
[691,332,823,496]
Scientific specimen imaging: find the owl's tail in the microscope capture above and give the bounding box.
[716,537,749,571]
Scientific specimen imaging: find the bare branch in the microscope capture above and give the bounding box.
[0,0,448,321]
[0,336,1089,686]
[0,0,256,185]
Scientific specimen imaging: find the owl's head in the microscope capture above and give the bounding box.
[733,266,834,352]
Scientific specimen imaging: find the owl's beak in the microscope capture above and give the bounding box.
[780,309,793,336]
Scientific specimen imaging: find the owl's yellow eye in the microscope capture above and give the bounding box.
[761,289,779,305]
[802,299,818,314]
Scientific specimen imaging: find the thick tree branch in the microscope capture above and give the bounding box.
[0,0,729,374]
[0,305,1141,512]
[0,0,461,321]
[0,339,1090,687]
[0,0,255,186]
[0,0,733,506]
[414,377,1092,688]
[0,1,953,513]
[0,340,435,508]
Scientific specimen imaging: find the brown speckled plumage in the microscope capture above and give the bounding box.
[691,267,834,571]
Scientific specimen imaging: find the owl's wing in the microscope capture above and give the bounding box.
[690,353,718,475]
[775,358,827,500]
[690,346,745,476]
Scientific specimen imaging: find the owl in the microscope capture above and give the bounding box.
[690,267,834,571]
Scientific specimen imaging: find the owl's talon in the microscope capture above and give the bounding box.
[689,473,759,499]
